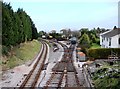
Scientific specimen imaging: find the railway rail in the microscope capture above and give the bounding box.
[19,40,48,89]
[44,42,80,88]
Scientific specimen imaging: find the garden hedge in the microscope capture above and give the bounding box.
[88,48,120,59]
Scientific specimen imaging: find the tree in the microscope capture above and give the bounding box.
[2,2,38,55]
[60,28,70,39]
[31,23,38,39]
[38,31,46,37]
[2,2,15,46]
[72,30,81,38]
[90,34,96,43]
[113,26,117,30]
[80,28,89,36]
[51,30,56,33]
[79,33,90,48]
[30,17,38,40]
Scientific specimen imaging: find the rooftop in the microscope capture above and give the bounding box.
[101,28,120,37]
[77,52,85,56]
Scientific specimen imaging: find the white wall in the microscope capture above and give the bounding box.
[100,35,102,46]
[101,34,120,48]
[100,30,112,48]
[111,34,120,48]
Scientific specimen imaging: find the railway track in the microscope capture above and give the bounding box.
[19,41,48,89]
[44,42,80,88]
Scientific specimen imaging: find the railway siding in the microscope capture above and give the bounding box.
[19,41,48,88]
[44,42,81,88]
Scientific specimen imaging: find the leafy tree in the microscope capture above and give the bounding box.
[38,31,46,37]
[113,26,117,29]
[90,33,96,43]
[79,33,90,48]
[80,28,89,36]
[60,28,71,39]
[2,3,15,46]
[49,33,62,40]
[2,2,38,55]
[72,30,81,38]
[31,23,38,39]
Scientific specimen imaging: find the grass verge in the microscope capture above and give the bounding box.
[2,40,41,70]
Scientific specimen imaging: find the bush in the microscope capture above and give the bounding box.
[2,46,10,55]
[81,47,88,55]
[88,48,120,59]
[96,38,100,45]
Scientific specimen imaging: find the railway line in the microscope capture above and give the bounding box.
[19,40,48,89]
[18,40,92,89]
[44,42,81,88]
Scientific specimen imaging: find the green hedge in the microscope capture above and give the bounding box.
[88,48,120,59]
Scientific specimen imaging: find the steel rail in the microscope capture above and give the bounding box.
[19,41,48,89]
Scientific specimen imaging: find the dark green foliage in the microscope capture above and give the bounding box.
[90,34,96,43]
[2,46,10,55]
[96,38,100,45]
[80,28,89,35]
[31,22,38,40]
[2,2,38,55]
[38,31,47,37]
[79,33,90,48]
[79,27,109,46]
[80,46,88,55]
[88,48,120,59]
[49,33,62,40]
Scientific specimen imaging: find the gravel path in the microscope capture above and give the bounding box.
[48,42,64,62]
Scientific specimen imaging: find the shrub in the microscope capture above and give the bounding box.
[2,46,11,55]
[88,48,120,59]
[96,38,100,45]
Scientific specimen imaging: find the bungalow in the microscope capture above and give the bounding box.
[100,28,120,48]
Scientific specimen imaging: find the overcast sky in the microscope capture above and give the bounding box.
[4,0,119,32]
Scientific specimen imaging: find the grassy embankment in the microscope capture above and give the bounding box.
[2,40,41,70]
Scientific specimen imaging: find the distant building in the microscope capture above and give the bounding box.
[77,52,86,61]
[100,28,120,48]
[69,37,77,44]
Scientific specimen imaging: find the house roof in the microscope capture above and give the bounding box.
[76,48,81,50]
[77,52,85,56]
[101,28,120,37]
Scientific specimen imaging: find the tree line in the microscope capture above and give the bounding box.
[2,2,38,54]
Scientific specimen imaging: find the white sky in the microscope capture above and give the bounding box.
[3,0,120,32]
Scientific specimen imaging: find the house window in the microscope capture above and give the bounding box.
[109,38,111,46]
[104,37,105,40]
[119,38,120,45]
[102,38,103,42]
[107,38,108,41]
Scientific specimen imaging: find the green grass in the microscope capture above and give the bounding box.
[90,43,101,49]
[2,40,41,70]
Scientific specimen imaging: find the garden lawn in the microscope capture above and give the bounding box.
[90,43,101,49]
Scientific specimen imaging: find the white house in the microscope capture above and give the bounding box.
[100,28,120,48]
